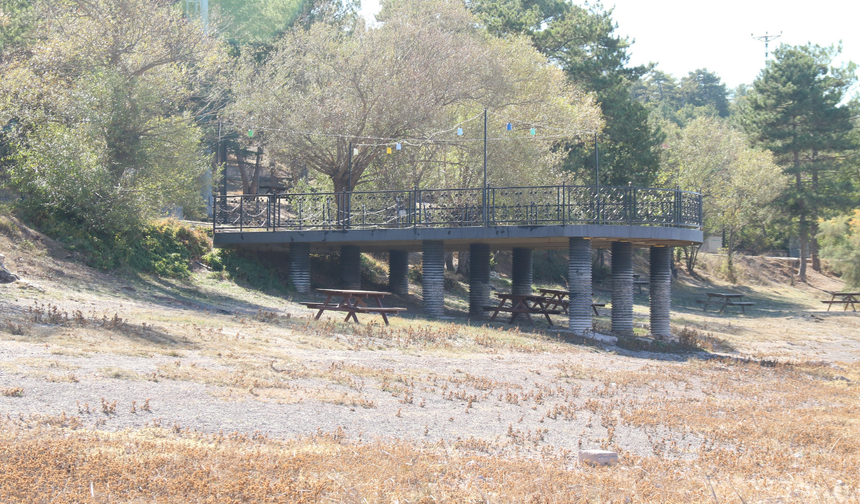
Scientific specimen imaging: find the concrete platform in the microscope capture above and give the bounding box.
[213,224,703,252]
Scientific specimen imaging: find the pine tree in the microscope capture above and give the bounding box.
[743,43,856,281]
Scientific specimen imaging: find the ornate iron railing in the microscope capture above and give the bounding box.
[212,185,702,232]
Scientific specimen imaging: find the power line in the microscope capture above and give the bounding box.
[751,31,782,60]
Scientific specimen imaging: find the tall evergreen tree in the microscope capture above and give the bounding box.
[743,43,857,280]
[469,0,662,187]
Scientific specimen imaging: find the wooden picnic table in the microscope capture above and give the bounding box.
[698,292,755,314]
[484,293,561,326]
[304,289,406,325]
[821,292,860,312]
[537,288,605,316]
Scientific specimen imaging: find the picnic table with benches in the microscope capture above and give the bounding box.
[697,292,755,314]
[538,288,605,316]
[304,289,406,325]
[484,293,562,326]
[821,292,859,312]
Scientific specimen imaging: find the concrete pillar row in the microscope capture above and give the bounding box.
[611,241,634,336]
[422,240,445,318]
[388,250,409,295]
[649,246,673,338]
[469,243,491,319]
[340,245,362,290]
[511,247,533,296]
[289,242,311,293]
[568,238,592,335]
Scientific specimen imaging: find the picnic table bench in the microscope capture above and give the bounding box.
[304,289,406,325]
[484,293,561,326]
[538,288,605,316]
[821,292,859,312]
[697,292,754,314]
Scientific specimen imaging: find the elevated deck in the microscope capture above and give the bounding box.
[212,184,703,252]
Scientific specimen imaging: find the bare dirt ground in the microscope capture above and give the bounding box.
[1,216,858,502]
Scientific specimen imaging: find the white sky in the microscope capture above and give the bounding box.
[359,0,860,93]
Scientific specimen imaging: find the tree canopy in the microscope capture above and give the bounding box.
[742,43,857,279]
[469,0,662,187]
[227,0,602,193]
[0,0,226,235]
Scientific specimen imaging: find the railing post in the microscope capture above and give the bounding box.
[561,182,566,225]
[239,196,243,233]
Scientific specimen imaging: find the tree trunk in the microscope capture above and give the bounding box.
[810,150,820,272]
[445,252,455,272]
[456,250,470,276]
[795,150,807,282]
[236,150,251,194]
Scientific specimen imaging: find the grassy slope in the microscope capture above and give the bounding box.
[1,215,859,502]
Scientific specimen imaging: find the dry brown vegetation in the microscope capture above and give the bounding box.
[1,216,859,502]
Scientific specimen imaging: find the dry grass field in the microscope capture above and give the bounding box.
[1,216,858,503]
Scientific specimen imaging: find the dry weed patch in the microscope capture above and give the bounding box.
[0,414,856,503]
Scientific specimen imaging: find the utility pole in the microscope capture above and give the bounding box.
[751,31,782,60]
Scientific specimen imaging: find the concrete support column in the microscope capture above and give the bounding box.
[289,242,311,293]
[422,240,445,318]
[649,246,672,338]
[511,247,533,296]
[611,241,634,336]
[469,243,491,319]
[340,245,361,290]
[568,238,592,334]
[388,250,409,295]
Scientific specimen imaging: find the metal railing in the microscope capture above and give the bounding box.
[212,184,702,233]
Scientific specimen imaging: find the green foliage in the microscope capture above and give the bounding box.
[205,248,293,293]
[470,0,662,187]
[633,68,730,127]
[818,211,860,288]
[231,0,601,193]
[128,220,211,278]
[0,0,33,52]
[532,251,567,284]
[212,0,305,44]
[1,0,224,237]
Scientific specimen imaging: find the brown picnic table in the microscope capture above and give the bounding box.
[698,292,755,314]
[821,292,860,312]
[484,293,562,326]
[537,288,605,316]
[304,289,406,325]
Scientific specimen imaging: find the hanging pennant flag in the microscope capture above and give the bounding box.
[247,129,254,138]
[396,143,402,150]
[457,127,463,136]
[387,147,392,154]
[530,128,536,136]
[506,123,512,131]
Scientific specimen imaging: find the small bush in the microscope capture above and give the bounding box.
[127,219,211,278]
[205,248,292,294]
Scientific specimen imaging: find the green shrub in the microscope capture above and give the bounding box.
[818,210,860,288]
[205,248,293,294]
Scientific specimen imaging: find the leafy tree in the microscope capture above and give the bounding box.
[469,0,662,187]
[0,0,33,52]
[742,43,857,281]
[0,0,226,237]
[677,69,729,117]
[818,210,860,288]
[633,68,729,127]
[228,0,602,193]
[661,117,787,278]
